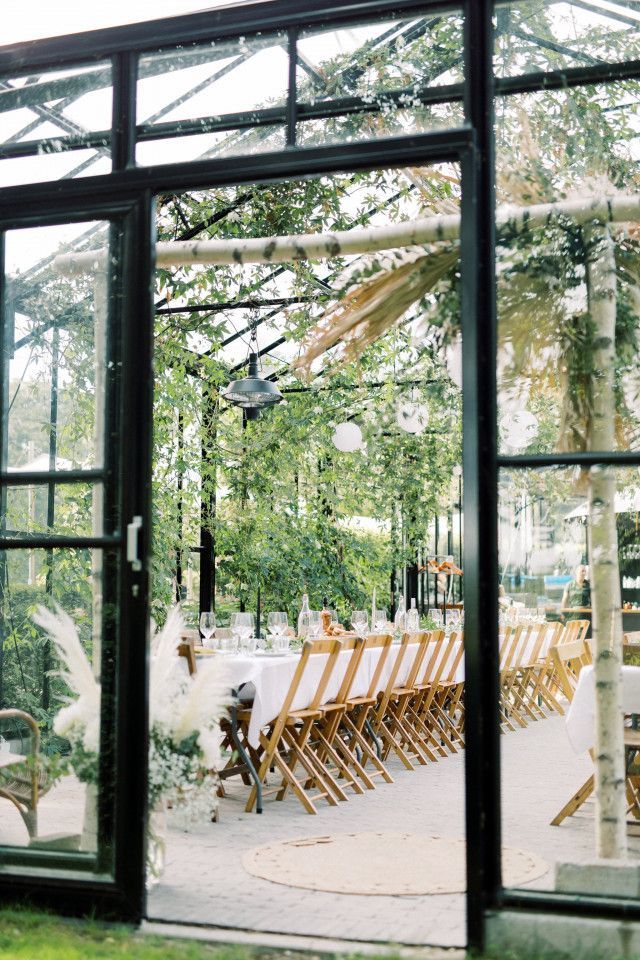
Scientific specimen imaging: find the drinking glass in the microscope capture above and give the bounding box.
[230,612,254,649]
[405,607,420,633]
[240,634,257,655]
[307,611,322,638]
[328,609,338,624]
[373,608,387,633]
[267,611,288,638]
[432,609,443,626]
[273,633,290,653]
[220,634,239,654]
[352,610,368,635]
[199,611,216,648]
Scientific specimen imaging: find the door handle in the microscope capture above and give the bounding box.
[127,516,143,571]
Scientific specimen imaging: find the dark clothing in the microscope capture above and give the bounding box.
[563,578,591,618]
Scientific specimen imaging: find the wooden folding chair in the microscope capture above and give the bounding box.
[496,627,528,731]
[552,728,640,826]
[513,621,560,716]
[242,637,343,814]
[305,635,372,796]
[371,634,438,769]
[177,637,197,676]
[432,632,466,742]
[548,637,591,704]
[338,634,395,786]
[406,630,462,755]
[381,632,439,766]
[559,618,590,646]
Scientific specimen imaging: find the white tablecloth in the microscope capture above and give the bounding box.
[566,665,640,755]
[200,640,464,749]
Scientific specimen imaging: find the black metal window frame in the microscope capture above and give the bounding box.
[0,0,636,949]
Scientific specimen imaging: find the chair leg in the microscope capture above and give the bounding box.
[551,775,594,826]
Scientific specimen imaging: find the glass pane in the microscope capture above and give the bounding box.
[5,483,99,538]
[136,31,288,164]
[495,1,640,77]
[3,222,111,471]
[495,81,640,454]
[299,13,463,94]
[0,63,112,187]
[296,11,463,143]
[0,2,233,45]
[297,100,463,146]
[136,126,285,166]
[0,548,114,867]
[499,465,640,896]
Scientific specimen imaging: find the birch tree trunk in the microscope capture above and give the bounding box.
[585,222,627,859]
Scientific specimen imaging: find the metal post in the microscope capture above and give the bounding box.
[175,409,184,602]
[462,0,500,950]
[198,384,217,616]
[42,325,59,713]
[0,261,11,709]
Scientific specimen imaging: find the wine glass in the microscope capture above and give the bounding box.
[267,611,289,651]
[352,610,368,635]
[307,611,322,638]
[267,611,287,637]
[373,608,387,634]
[199,611,216,649]
[229,612,253,653]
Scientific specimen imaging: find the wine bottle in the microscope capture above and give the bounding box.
[297,593,310,638]
[321,596,332,635]
[394,593,406,633]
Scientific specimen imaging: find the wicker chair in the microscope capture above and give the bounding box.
[0,709,45,841]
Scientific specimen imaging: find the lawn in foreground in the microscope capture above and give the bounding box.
[0,907,332,960]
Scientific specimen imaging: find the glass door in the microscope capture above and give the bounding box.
[0,197,153,920]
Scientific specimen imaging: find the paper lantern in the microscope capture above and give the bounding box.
[332,422,363,452]
[396,402,429,435]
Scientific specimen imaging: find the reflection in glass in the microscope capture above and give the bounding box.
[495,1,640,78]
[0,549,109,859]
[499,466,640,894]
[0,63,112,187]
[495,81,640,454]
[4,223,109,471]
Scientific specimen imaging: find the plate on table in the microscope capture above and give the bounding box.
[255,649,291,658]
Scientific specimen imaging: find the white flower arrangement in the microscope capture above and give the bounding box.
[34,603,230,826]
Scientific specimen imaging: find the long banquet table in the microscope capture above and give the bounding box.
[198,639,465,750]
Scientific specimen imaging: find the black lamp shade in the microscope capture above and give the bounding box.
[222,353,283,411]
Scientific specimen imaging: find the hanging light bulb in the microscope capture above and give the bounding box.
[222,328,283,419]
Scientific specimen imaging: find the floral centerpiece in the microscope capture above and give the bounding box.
[34,604,229,880]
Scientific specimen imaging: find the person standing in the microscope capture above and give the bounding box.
[561,563,591,620]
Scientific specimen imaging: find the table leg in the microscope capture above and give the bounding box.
[230,692,262,814]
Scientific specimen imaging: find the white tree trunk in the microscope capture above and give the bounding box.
[585,222,627,859]
[55,194,640,273]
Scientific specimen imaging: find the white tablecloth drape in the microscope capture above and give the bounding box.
[200,640,464,749]
[566,665,640,755]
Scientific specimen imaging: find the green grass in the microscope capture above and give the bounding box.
[0,907,335,960]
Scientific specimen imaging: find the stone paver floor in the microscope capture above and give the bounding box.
[148,715,640,947]
[3,715,639,948]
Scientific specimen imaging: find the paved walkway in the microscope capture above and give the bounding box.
[3,715,639,948]
[148,715,640,947]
